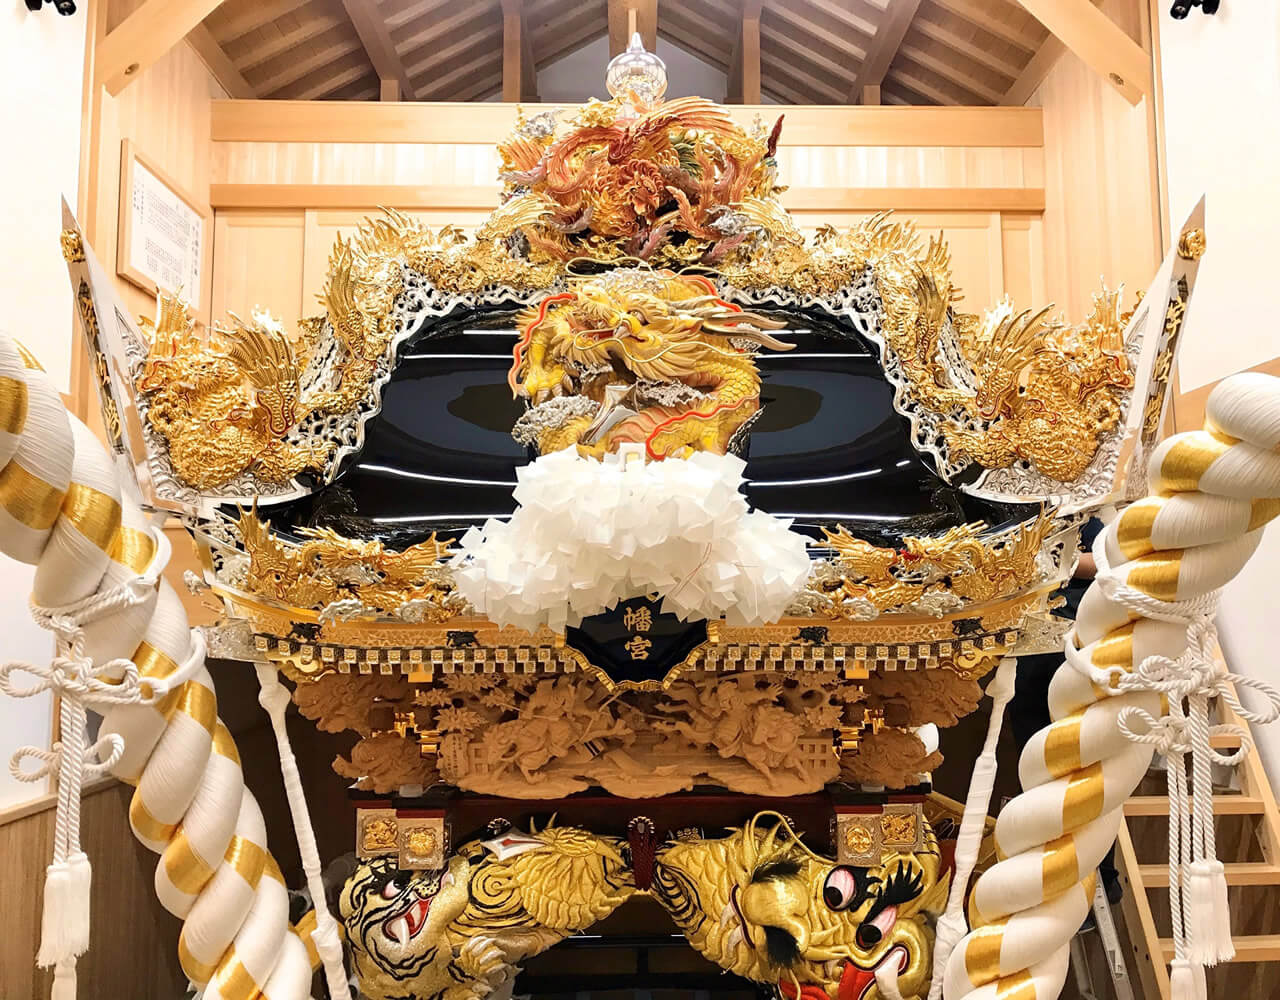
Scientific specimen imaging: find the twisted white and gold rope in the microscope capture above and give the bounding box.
[0,334,320,1000]
[943,372,1280,1000]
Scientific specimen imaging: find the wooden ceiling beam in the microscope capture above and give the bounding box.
[926,0,1040,56]
[212,0,310,46]
[781,0,878,41]
[999,0,1102,105]
[394,4,494,55]
[229,11,344,72]
[760,50,846,103]
[406,23,502,85]
[660,26,731,75]
[383,0,455,31]
[846,0,922,104]
[889,66,961,106]
[658,11,732,70]
[608,0,657,56]
[279,53,372,101]
[248,27,362,96]
[185,23,255,98]
[760,21,861,87]
[342,0,415,100]
[420,50,503,101]
[1008,0,1150,105]
[457,72,506,103]
[97,0,229,95]
[898,42,1003,103]
[535,14,608,67]
[908,17,1020,83]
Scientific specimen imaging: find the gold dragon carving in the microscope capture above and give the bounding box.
[509,270,793,458]
[235,507,456,618]
[137,294,334,489]
[815,513,1053,615]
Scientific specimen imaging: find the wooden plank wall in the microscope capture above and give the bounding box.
[206,102,1051,328]
[1025,0,1161,323]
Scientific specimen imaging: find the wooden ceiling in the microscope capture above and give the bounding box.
[195,0,1069,106]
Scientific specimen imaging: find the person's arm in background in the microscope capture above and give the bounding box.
[1074,517,1103,581]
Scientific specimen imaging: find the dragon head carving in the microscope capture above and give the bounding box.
[509,269,792,459]
[653,813,947,1000]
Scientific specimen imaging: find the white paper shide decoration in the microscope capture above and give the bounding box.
[450,446,812,632]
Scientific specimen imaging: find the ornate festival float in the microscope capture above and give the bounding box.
[11,31,1280,1000]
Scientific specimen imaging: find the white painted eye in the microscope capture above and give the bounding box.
[380,878,401,900]
[823,866,858,911]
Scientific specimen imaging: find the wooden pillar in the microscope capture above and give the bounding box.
[501,0,522,102]
[608,0,658,57]
[741,1,761,104]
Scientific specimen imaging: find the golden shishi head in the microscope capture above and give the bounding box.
[653,813,947,1000]
[341,823,635,1000]
[509,269,793,459]
[340,856,473,998]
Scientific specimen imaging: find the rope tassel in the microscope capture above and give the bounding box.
[944,372,1280,1000]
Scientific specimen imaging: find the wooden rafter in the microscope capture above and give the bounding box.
[228,10,344,72]
[1009,0,1151,105]
[212,0,310,45]
[898,42,1002,104]
[406,22,502,84]
[341,0,415,100]
[185,23,255,98]
[847,0,922,104]
[928,0,1041,55]
[530,1,608,66]
[908,16,1021,83]
[761,17,864,85]
[660,12,732,71]
[760,50,846,104]
[607,0,657,56]
[97,0,230,95]
[420,50,502,101]
[776,0,877,42]
[248,24,362,96]
[395,4,493,56]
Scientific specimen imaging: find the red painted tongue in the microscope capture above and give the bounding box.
[837,959,878,1000]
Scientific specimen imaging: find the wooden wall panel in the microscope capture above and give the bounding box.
[212,139,1045,192]
[0,783,184,1000]
[90,38,226,336]
[1026,0,1160,324]
[1000,214,1047,310]
[212,210,307,324]
[215,207,1033,331]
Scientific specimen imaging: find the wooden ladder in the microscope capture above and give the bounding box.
[1115,679,1280,998]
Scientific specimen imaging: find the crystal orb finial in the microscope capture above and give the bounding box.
[605,31,667,106]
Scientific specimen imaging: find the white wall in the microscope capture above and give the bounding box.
[1156,5,1280,774]
[0,2,87,807]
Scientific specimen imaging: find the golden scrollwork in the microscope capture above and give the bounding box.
[236,507,456,619]
[510,269,793,458]
[816,513,1053,616]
